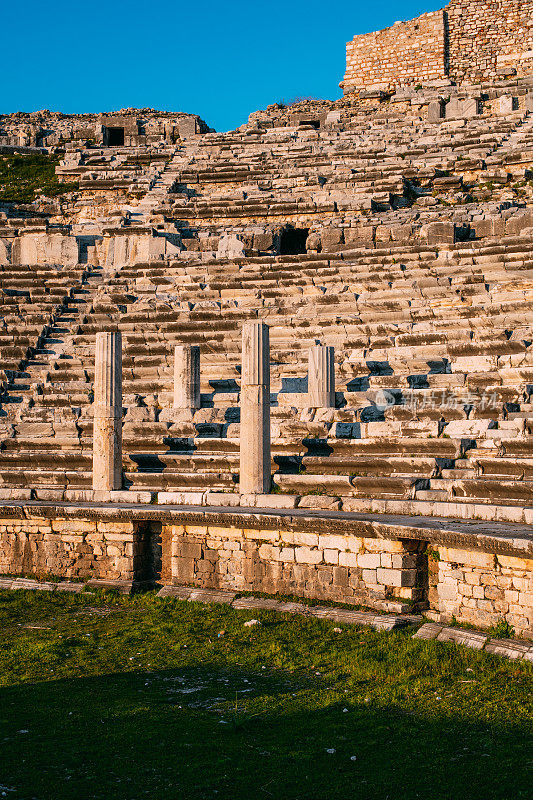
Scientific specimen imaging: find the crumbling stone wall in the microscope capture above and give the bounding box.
[343,0,533,92]
[0,515,140,581]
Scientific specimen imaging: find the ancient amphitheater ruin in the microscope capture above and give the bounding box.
[1,0,533,642]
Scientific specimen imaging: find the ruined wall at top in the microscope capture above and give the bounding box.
[447,0,533,84]
[343,0,533,92]
[343,11,447,93]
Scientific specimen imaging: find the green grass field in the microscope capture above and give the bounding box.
[0,155,78,204]
[0,589,531,800]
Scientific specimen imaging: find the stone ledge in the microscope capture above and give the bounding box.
[15,487,533,528]
[0,577,85,592]
[413,623,533,661]
[0,499,531,558]
[157,585,422,630]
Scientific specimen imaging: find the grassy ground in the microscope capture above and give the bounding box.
[0,155,78,204]
[0,590,531,800]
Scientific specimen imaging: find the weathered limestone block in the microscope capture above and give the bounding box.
[421,221,456,244]
[439,547,495,569]
[427,100,445,121]
[92,332,122,491]
[217,235,245,259]
[173,345,200,409]
[12,233,79,266]
[497,95,514,114]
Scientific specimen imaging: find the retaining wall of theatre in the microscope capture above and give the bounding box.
[0,507,531,637]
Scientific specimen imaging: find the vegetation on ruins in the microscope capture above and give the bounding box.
[0,154,78,204]
[0,589,531,800]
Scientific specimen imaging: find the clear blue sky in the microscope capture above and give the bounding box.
[3,0,443,132]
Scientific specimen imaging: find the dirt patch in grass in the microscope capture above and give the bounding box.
[0,589,531,800]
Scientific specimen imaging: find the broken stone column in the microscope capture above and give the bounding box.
[92,331,123,491]
[173,345,201,409]
[308,345,335,408]
[240,321,271,494]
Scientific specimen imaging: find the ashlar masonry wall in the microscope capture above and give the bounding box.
[429,546,533,637]
[0,515,150,582]
[343,0,533,92]
[0,509,531,637]
[343,11,447,93]
[161,522,427,611]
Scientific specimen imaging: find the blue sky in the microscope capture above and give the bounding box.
[3,0,443,131]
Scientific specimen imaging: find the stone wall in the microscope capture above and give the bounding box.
[161,522,427,612]
[343,0,533,92]
[344,11,446,93]
[429,546,533,638]
[447,0,533,84]
[0,508,531,637]
[0,514,147,583]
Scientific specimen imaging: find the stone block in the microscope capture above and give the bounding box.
[427,100,444,122]
[205,492,241,507]
[298,496,342,510]
[436,627,488,650]
[496,95,514,115]
[378,568,417,587]
[283,531,319,547]
[362,569,377,584]
[421,221,456,245]
[158,491,204,506]
[412,623,443,640]
[243,528,278,542]
[318,534,348,551]
[339,551,359,568]
[295,547,322,565]
[255,494,299,509]
[258,543,280,561]
[438,583,458,601]
[324,549,339,565]
[439,548,495,569]
[280,547,295,562]
[485,639,530,660]
[177,540,203,560]
[357,553,381,569]
[497,555,533,572]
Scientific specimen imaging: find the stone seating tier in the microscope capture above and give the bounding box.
[1,98,533,522]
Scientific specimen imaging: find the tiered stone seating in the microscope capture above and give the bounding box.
[0,262,90,389]
[2,92,533,521]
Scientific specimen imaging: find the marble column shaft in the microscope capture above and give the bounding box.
[173,345,201,409]
[240,322,271,494]
[92,331,122,491]
[308,344,335,407]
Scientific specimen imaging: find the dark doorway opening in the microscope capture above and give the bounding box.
[107,127,125,146]
[300,119,320,129]
[280,227,309,255]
